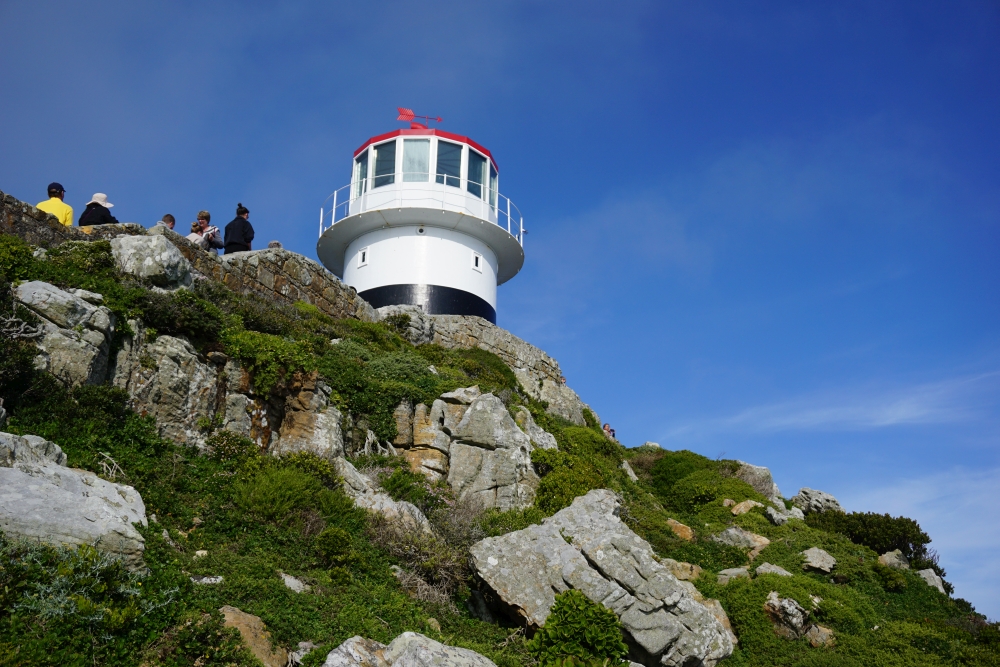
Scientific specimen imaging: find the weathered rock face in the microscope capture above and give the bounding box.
[111,235,192,288]
[270,378,344,460]
[730,499,763,516]
[734,461,781,501]
[15,280,116,386]
[219,605,288,667]
[334,457,433,534]
[376,305,435,345]
[878,549,910,570]
[800,547,837,573]
[322,632,497,667]
[763,591,810,640]
[470,490,733,667]
[765,504,805,526]
[918,569,946,594]
[448,394,538,510]
[0,431,147,567]
[791,488,844,514]
[512,406,558,450]
[755,563,793,577]
[114,333,218,448]
[712,526,770,560]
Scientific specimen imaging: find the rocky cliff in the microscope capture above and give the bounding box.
[0,189,995,667]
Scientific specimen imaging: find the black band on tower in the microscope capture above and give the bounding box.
[358,284,496,324]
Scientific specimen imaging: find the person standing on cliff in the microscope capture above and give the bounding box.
[78,193,120,226]
[36,182,73,226]
[223,202,254,254]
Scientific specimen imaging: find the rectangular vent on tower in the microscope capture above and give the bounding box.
[471,251,483,273]
[358,247,369,268]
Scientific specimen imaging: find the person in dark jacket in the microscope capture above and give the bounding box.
[78,193,120,226]
[224,202,255,254]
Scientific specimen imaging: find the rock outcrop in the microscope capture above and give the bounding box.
[734,461,781,502]
[762,591,834,647]
[918,569,946,594]
[0,431,147,567]
[800,547,836,573]
[335,457,433,534]
[448,394,539,510]
[111,235,192,288]
[791,488,844,514]
[878,549,910,570]
[220,605,288,667]
[765,504,804,526]
[712,526,770,560]
[470,490,733,667]
[15,280,116,386]
[322,632,497,667]
[114,331,218,448]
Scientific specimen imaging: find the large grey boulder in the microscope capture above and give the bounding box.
[800,547,836,573]
[334,458,432,535]
[512,406,558,450]
[539,379,589,425]
[917,569,946,594]
[114,333,218,448]
[734,461,781,500]
[712,526,770,559]
[765,504,805,526]
[763,591,810,640]
[0,432,147,567]
[111,234,192,288]
[470,490,733,667]
[15,281,116,386]
[448,394,538,510]
[878,549,910,570]
[322,632,496,667]
[791,488,844,514]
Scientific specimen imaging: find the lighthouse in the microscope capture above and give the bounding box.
[316,115,524,324]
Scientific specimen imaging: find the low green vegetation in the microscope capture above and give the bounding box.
[527,590,628,667]
[1,231,997,666]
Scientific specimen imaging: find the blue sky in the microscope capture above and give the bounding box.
[2,1,998,618]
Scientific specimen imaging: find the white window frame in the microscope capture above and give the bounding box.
[358,246,369,268]
[471,251,483,273]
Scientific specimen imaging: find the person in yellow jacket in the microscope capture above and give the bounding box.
[36,182,74,226]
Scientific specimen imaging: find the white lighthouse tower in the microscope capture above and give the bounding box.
[316,112,523,324]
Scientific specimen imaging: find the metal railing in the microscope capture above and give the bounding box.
[319,172,524,246]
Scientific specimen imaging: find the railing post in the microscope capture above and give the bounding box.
[319,206,323,238]
[520,216,524,247]
[506,198,511,234]
[332,189,338,224]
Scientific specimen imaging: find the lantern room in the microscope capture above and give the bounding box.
[316,127,524,324]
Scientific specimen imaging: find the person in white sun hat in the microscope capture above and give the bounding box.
[78,193,120,226]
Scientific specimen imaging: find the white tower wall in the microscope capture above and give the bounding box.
[343,226,498,307]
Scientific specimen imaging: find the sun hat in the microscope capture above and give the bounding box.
[86,193,114,208]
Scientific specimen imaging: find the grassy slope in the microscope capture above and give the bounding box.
[0,234,997,667]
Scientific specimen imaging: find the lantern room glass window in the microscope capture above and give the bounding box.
[402,139,429,182]
[436,141,462,187]
[353,151,369,198]
[467,150,486,199]
[373,141,396,189]
[489,163,498,210]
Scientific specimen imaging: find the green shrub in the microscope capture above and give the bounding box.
[380,467,446,515]
[533,450,605,515]
[527,590,628,667]
[222,328,317,396]
[135,289,225,347]
[665,469,763,513]
[805,511,932,564]
[647,450,717,496]
[233,467,323,523]
[206,430,261,466]
[0,235,34,281]
[480,506,547,537]
[873,562,908,592]
[144,610,256,667]
[314,527,353,567]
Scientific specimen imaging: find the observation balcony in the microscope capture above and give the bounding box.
[316,172,525,283]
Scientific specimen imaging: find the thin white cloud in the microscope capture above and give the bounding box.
[671,371,1000,436]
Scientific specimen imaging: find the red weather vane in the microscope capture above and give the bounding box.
[397,107,442,129]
